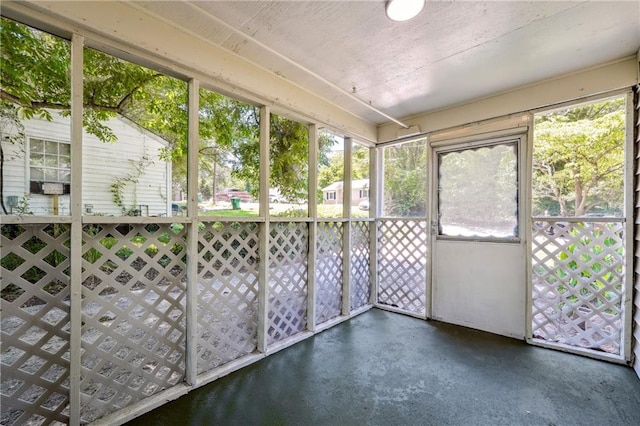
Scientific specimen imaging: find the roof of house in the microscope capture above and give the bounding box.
[322,179,369,192]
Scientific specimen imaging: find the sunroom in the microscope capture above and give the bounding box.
[1,1,639,425]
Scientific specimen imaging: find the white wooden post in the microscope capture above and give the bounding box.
[69,33,84,426]
[185,78,199,386]
[307,124,318,331]
[258,106,270,352]
[623,89,635,361]
[369,147,379,305]
[342,137,353,315]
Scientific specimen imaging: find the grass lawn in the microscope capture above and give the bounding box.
[196,202,370,218]
[199,209,258,217]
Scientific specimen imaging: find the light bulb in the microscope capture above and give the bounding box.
[385,0,425,22]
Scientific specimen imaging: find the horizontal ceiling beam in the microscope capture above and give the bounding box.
[378,56,639,143]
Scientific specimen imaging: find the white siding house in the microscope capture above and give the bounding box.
[1,111,171,216]
[321,179,369,206]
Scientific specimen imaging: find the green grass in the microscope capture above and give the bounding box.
[199,209,258,217]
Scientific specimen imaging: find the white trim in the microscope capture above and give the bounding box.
[343,137,353,315]
[379,57,638,143]
[185,78,199,386]
[531,339,627,364]
[68,32,84,426]
[525,114,535,344]
[623,89,634,362]
[266,331,314,355]
[257,106,270,354]
[375,303,427,320]
[308,124,318,332]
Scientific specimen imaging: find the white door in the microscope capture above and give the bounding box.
[431,134,526,338]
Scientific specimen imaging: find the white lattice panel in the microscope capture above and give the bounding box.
[378,220,427,314]
[268,222,308,344]
[1,224,71,426]
[350,221,371,311]
[79,223,186,423]
[197,222,259,374]
[532,220,625,355]
[315,222,343,324]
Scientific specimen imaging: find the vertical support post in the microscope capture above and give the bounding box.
[342,137,353,316]
[185,78,199,386]
[257,106,270,353]
[623,89,635,361]
[307,124,318,331]
[369,147,379,305]
[69,33,84,426]
[524,116,535,342]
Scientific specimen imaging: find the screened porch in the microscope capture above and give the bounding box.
[1,1,640,425]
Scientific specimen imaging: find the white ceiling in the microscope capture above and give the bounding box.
[134,0,639,125]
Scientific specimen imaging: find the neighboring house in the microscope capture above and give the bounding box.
[1,111,172,216]
[321,179,369,206]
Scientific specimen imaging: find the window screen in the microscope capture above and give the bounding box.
[438,141,518,239]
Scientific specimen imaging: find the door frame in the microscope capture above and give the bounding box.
[428,129,528,337]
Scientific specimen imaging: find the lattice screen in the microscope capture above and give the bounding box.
[532,220,625,355]
[315,222,343,324]
[378,220,427,314]
[268,222,308,344]
[350,221,371,311]
[197,222,259,374]
[1,224,71,426]
[79,223,186,423]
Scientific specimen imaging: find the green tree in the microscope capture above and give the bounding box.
[533,98,625,216]
[383,139,427,216]
[317,141,370,203]
[1,17,325,210]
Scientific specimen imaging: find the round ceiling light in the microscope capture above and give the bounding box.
[385,0,425,22]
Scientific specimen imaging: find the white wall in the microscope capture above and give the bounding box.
[1,112,169,216]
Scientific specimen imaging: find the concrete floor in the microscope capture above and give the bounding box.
[127,309,640,426]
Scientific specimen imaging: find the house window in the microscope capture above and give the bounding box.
[326,191,336,200]
[359,189,369,199]
[29,138,71,192]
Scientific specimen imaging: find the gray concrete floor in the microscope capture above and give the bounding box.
[127,309,640,426]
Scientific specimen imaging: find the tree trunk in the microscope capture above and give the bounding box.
[574,178,585,216]
[212,160,217,206]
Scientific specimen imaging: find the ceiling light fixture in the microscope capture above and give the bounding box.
[385,0,425,22]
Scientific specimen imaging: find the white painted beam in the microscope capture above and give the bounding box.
[257,106,270,353]
[379,57,639,143]
[342,137,353,316]
[307,124,318,331]
[185,78,200,386]
[68,32,83,426]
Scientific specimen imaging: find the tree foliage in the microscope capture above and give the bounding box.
[383,140,427,216]
[1,17,322,204]
[317,139,370,202]
[533,98,625,216]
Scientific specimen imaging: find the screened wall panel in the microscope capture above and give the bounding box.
[1,224,71,426]
[315,222,343,324]
[350,221,371,311]
[531,94,629,360]
[532,220,625,356]
[196,221,259,374]
[267,222,309,344]
[79,223,186,423]
[378,220,427,314]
